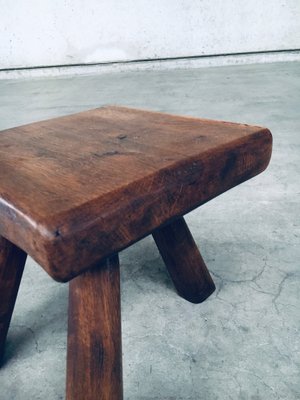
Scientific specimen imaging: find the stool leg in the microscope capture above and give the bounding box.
[153,217,215,304]
[0,236,27,363]
[66,254,123,400]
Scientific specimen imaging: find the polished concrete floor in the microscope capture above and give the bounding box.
[0,62,299,399]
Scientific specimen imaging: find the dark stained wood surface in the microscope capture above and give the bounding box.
[0,106,272,281]
[153,217,215,303]
[67,254,122,400]
[0,236,27,363]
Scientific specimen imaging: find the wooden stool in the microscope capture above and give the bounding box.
[0,106,272,399]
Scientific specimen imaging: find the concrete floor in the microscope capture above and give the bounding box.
[0,62,299,400]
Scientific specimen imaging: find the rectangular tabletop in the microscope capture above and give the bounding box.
[0,106,272,281]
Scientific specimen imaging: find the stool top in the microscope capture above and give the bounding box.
[0,106,272,281]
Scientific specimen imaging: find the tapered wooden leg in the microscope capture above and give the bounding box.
[153,217,215,304]
[67,254,123,400]
[0,236,27,363]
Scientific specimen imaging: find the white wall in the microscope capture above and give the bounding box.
[1,0,300,70]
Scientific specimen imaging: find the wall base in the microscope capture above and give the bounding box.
[1,50,300,80]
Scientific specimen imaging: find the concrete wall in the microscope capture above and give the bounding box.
[1,0,300,70]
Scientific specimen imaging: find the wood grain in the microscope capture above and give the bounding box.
[0,236,27,363]
[0,106,272,281]
[66,254,122,400]
[153,217,215,303]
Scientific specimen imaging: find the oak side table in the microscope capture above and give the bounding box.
[0,106,272,399]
